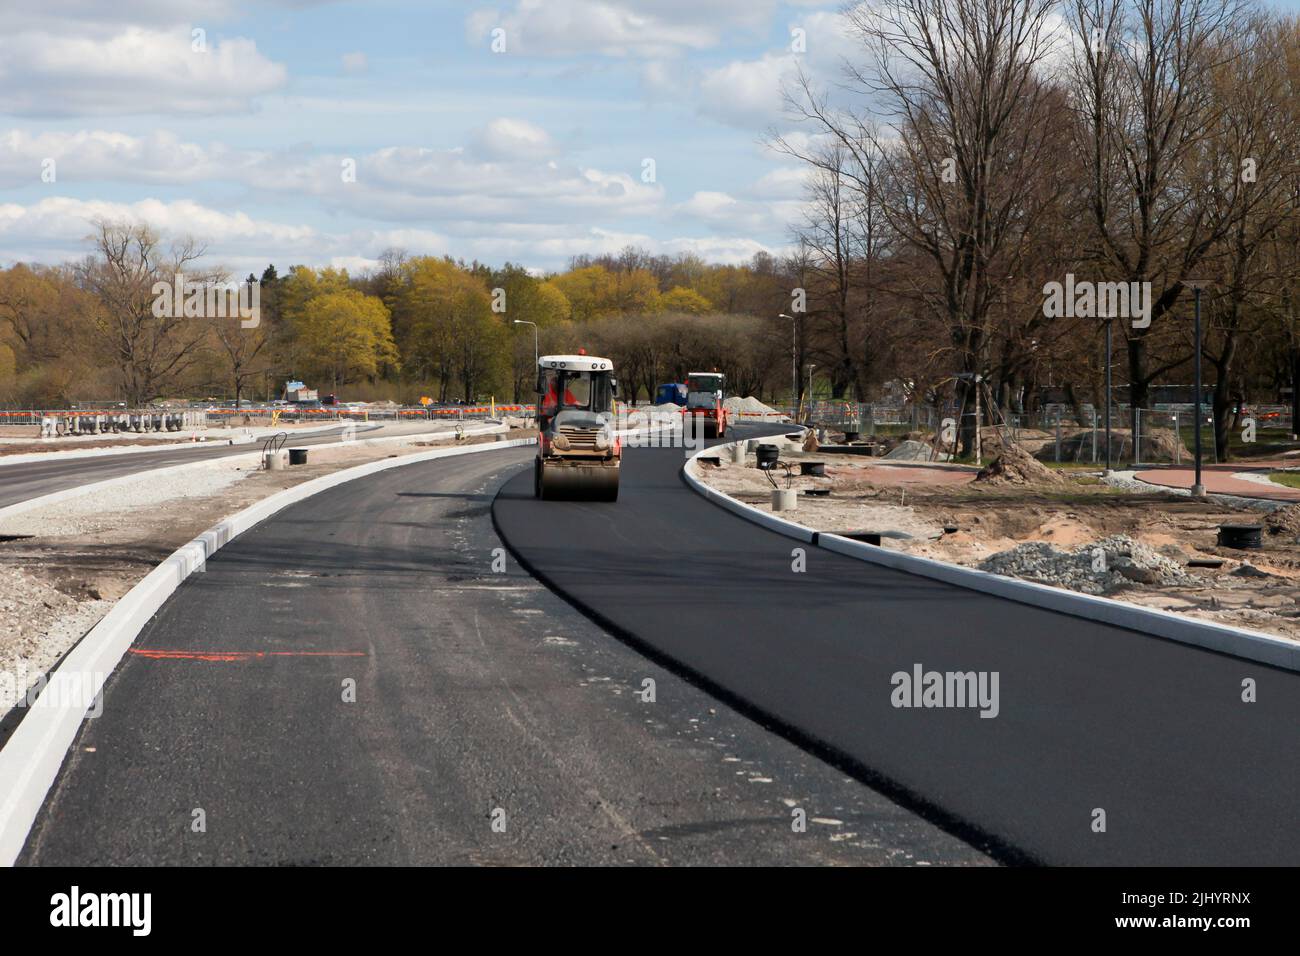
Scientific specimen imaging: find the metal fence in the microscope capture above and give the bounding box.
[797,402,938,432]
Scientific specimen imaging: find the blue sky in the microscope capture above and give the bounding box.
[1,0,1295,276]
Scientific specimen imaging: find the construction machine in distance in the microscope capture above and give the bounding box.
[654,382,688,406]
[684,371,728,439]
[533,351,621,501]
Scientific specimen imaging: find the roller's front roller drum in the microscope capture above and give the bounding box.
[537,460,619,501]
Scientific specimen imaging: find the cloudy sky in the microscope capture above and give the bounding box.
[0,0,868,276]
[2,0,1295,277]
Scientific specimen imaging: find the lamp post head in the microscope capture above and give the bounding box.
[1183,279,1212,292]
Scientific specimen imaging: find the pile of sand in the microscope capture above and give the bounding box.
[724,396,780,416]
[974,443,1065,485]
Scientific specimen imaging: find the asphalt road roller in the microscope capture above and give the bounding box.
[533,351,621,501]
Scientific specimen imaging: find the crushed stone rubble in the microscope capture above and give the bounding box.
[978,534,1197,594]
[723,395,781,416]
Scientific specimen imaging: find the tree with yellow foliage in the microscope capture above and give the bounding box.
[657,286,713,315]
[292,288,398,392]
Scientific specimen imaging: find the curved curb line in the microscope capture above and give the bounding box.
[0,423,374,469]
[0,423,507,526]
[682,440,1300,673]
[0,434,535,866]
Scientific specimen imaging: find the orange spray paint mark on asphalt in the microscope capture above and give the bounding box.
[129,649,367,663]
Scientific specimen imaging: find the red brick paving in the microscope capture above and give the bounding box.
[1134,467,1300,501]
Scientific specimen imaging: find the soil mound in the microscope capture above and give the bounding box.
[975,443,1065,485]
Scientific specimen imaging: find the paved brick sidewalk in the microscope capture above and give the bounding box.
[1134,466,1300,501]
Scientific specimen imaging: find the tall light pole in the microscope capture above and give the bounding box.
[1103,316,1113,476]
[1184,280,1211,498]
[806,363,817,422]
[779,313,797,416]
[513,319,538,368]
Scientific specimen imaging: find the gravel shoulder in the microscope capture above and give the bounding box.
[0,428,534,722]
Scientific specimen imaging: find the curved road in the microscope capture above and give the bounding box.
[17,440,986,865]
[493,423,1300,866]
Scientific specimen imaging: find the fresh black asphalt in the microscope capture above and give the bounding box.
[492,423,1300,865]
[18,442,987,865]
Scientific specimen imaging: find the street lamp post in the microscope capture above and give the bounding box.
[1184,280,1211,498]
[513,320,539,413]
[1103,317,1113,476]
[806,364,817,422]
[779,313,797,417]
[513,319,538,368]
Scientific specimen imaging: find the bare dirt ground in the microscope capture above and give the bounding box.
[697,444,1300,642]
[0,428,535,718]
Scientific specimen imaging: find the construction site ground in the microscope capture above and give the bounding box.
[698,441,1300,643]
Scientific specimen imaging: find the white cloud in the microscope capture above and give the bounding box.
[0,129,268,187]
[0,122,660,226]
[466,0,778,57]
[684,11,864,129]
[698,53,797,127]
[675,189,802,235]
[750,165,811,199]
[341,51,369,75]
[469,118,556,160]
[0,195,779,272]
[0,26,287,116]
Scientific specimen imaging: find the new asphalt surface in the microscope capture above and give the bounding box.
[492,423,1300,865]
[17,440,987,865]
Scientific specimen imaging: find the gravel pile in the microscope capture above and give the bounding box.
[0,566,109,718]
[724,396,780,416]
[978,534,1196,594]
[884,439,939,461]
[1266,503,1300,537]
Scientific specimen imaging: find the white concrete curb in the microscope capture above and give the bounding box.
[0,433,535,866]
[683,439,1300,673]
[0,423,365,467]
[0,423,507,526]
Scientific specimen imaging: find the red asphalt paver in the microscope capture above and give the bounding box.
[1134,466,1300,501]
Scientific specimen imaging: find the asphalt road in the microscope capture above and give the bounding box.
[0,422,443,510]
[492,423,1300,865]
[18,443,988,865]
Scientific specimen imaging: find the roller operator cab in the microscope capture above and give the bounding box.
[534,353,621,501]
[685,371,728,439]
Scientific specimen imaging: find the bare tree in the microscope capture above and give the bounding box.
[78,220,209,405]
[1067,0,1248,411]
[1197,15,1300,457]
[852,0,1064,452]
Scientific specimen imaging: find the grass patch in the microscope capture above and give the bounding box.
[1268,472,1300,489]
